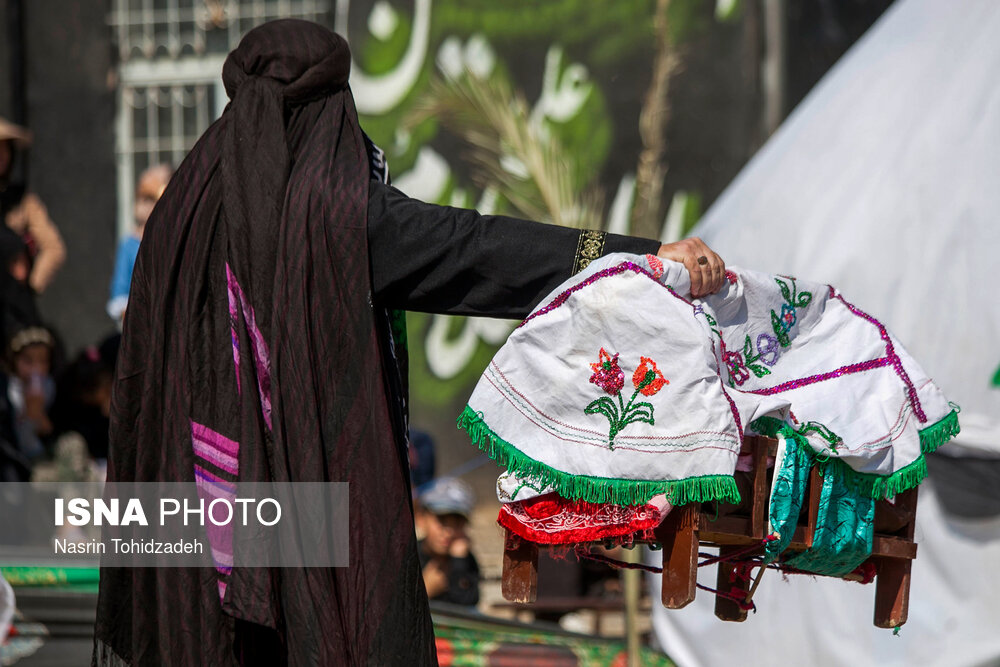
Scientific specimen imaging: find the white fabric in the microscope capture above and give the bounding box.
[468,252,952,500]
[0,574,13,644]
[693,0,1000,455]
[650,479,1000,667]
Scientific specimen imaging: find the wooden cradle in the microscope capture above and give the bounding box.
[500,436,918,628]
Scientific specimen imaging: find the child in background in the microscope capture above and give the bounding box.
[4,326,56,468]
[415,478,481,607]
[34,342,116,483]
[107,164,172,322]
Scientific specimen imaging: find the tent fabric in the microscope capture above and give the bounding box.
[651,0,1000,664]
[692,0,1000,457]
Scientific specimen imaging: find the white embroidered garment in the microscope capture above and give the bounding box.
[459,253,957,509]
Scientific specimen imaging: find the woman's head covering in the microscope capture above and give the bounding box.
[96,20,433,665]
[0,117,31,149]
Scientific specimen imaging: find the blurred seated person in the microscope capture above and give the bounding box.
[416,478,480,607]
[107,164,172,322]
[0,116,66,294]
[2,324,56,477]
[33,343,116,483]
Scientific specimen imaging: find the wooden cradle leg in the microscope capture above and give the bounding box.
[501,528,538,603]
[873,557,911,628]
[656,504,699,609]
[748,436,772,540]
[714,546,750,622]
[873,487,918,628]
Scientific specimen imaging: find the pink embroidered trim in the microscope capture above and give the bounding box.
[745,357,893,395]
[829,287,926,423]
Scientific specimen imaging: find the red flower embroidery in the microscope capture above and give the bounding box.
[722,348,751,386]
[632,357,668,396]
[589,348,624,396]
[645,254,665,280]
[586,350,668,449]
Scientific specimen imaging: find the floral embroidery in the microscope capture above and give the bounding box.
[721,333,783,387]
[646,254,665,280]
[586,349,668,449]
[770,277,812,348]
[632,357,668,396]
[722,348,751,386]
[779,303,797,330]
[756,333,780,366]
[589,348,625,395]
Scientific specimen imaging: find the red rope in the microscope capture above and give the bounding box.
[574,534,779,573]
[697,583,757,612]
[570,535,872,613]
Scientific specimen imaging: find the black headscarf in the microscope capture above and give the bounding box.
[95,20,434,666]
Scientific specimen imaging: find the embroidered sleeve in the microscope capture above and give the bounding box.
[572,229,606,274]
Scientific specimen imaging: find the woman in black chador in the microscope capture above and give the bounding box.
[93,19,724,666]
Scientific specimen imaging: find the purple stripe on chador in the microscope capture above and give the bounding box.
[194,466,237,493]
[225,263,273,430]
[210,545,234,570]
[226,263,242,394]
[191,421,240,457]
[193,447,237,596]
[192,441,238,476]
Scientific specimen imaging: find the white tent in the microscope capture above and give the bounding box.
[694,0,1000,456]
[652,0,1000,664]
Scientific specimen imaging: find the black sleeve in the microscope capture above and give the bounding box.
[368,182,661,319]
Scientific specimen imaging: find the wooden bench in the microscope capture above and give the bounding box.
[501,436,918,628]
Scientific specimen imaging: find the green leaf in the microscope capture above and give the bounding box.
[585,396,619,425]
[748,363,771,378]
[770,310,791,348]
[622,402,655,427]
[775,278,792,303]
[796,291,813,308]
[742,334,754,359]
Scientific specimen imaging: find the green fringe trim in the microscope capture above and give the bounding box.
[918,408,960,454]
[456,405,741,507]
[750,410,960,500]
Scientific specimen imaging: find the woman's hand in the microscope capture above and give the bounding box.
[656,237,726,298]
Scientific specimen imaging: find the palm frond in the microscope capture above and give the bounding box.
[408,72,604,229]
